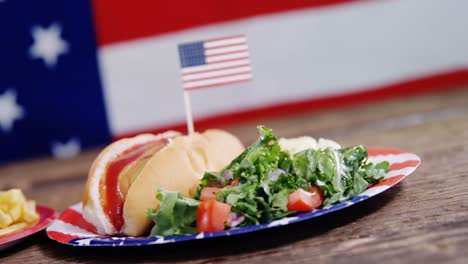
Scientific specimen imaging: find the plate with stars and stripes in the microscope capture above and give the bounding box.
[46,148,420,247]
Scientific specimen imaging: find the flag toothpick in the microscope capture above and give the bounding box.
[183,91,195,135]
[177,34,252,135]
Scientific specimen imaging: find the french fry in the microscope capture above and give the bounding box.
[0,222,28,236]
[9,204,22,222]
[0,209,13,229]
[0,189,39,236]
[22,201,39,224]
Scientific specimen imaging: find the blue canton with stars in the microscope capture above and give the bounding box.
[178,41,206,67]
[0,0,111,163]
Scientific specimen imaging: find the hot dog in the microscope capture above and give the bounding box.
[82,129,244,236]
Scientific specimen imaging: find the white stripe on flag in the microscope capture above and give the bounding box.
[205,44,249,56]
[181,59,250,74]
[204,36,247,48]
[183,73,253,89]
[183,66,252,81]
[206,52,250,63]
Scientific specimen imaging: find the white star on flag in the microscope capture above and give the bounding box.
[0,88,25,133]
[51,137,81,159]
[29,23,69,68]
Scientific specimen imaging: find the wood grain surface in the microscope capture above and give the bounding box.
[1,88,468,263]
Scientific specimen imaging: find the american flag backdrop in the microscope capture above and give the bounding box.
[1,0,468,163]
[0,1,110,163]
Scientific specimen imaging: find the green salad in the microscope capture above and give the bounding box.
[147,126,389,236]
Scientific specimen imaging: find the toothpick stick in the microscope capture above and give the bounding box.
[183,90,195,135]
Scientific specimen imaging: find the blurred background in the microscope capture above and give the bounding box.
[1,0,468,164]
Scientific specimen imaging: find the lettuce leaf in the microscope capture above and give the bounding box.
[292,146,389,206]
[147,189,199,236]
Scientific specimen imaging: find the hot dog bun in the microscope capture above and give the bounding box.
[83,129,244,236]
[82,131,180,235]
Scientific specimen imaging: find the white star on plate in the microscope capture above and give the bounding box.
[51,138,81,159]
[0,88,25,133]
[148,236,175,245]
[267,216,298,227]
[29,23,69,68]
[74,238,94,246]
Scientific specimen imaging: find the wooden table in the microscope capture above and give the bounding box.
[2,88,468,263]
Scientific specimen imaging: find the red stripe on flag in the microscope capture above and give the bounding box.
[47,231,83,243]
[370,175,405,189]
[185,77,253,91]
[390,160,420,171]
[182,64,251,75]
[205,43,247,51]
[207,57,249,64]
[368,148,404,157]
[92,0,358,46]
[206,49,249,58]
[59,209,97,234]
[114,69,468,138]
[184,71,251,83]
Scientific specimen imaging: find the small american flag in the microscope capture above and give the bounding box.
[178,35,253,91]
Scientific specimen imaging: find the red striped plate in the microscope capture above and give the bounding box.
[0,205,57,250]
[46,148,420,247]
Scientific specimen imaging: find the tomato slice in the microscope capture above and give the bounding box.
[287,187,323,211]
[197,199,231,233]
[308,185,324,204]
[200,187,220,202]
